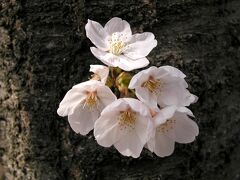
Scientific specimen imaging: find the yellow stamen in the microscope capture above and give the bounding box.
[157,119,176,133]
[108,33,126,56]
[110,41,124,55]
[118,109,136,130]
[82,91,98,110]
[142,76,162,94]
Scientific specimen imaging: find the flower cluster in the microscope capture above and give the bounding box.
[57,17,199,158]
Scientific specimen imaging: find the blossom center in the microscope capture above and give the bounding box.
[109,32,126,56]
[118,109,136,130]
[142,76,163,94]
[157,119,176,133]
[82,91,98,110]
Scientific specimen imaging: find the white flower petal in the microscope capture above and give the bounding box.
[90,47,119,67]
[97,85,117,106]
[152,68,169,80]
[157,83,180,107]
[161,74,188,88]
[158,80,194,107]
[173,112,199,143]
[117,55,149,71]
[177,107,194,117]
[90,65,109,84]
[184,93,198,105]
[68,107,100,135]
[104,17,132,36]
[100,99,128,116]
[135,87,158,108]
[148,133,175,157]
[128,71,150,89]
[57,87,86,117]
[135,115,153,144]
[154,106,177,126]
[159,66,186,79]
[114,131,144,158]
[96,124,120,147]
[94,114,118,138]
[85,19,109,51]
[94,115,122,147]
[146,136,154,152]
[124,32,157,59]
[189,94,198,104]
[123,98,151,117]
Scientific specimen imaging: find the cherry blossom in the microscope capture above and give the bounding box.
[94,98,153,158]
[147,106,199,157]
[128,66,198,108]
[85,17,157,71]
[57,80,116,135]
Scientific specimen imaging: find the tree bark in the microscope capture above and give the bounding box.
[1,0,240,179]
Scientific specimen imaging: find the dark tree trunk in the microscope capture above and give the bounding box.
[1,0,240,179]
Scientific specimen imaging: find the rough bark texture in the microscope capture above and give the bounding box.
[1,0,240,179]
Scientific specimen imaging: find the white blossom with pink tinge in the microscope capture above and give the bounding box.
[147,106,199,157]
[94,98,153,158]
[85,17,157,71]
[57,80,116,135]
[128,66,198,108]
